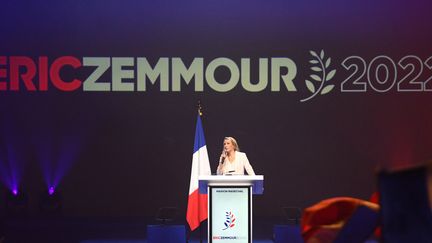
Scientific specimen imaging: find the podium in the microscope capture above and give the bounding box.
[199,175,264,243]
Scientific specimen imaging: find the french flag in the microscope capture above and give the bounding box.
[186,114,211,231]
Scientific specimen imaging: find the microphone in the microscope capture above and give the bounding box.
[219,150,227,164]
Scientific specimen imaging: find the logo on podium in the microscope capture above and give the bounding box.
[223,211,236,230]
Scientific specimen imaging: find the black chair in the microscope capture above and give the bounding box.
[282,206,302,225]
[148,207,186,243]
[155,207,178,225]
[273,207,303,243]
[378,166,432,243]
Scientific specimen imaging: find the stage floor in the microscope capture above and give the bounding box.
[80,241,273,243]
[0,216,383,243]
[0,217,278,243]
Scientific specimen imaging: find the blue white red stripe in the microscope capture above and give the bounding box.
[187,114,211,231]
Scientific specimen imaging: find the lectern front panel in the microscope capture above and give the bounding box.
[209,186,251,243]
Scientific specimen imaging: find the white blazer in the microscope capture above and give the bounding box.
[216,151,255,175]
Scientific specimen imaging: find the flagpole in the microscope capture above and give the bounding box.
[187,100,209,243]
[197,100,204,243]
[199,223,203,243]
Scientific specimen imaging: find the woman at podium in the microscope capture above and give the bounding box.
[216,136,256,175]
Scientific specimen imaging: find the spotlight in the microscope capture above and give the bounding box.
[5,189,28,217]
[39,188,63,215]
[48,186,55,195]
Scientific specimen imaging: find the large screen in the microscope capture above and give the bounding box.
[1,0,432,218]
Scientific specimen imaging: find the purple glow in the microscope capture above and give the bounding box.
[0,144,23,195]
[48,186,55,195]
[36,134,82,196]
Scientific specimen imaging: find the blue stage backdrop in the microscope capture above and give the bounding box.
[1,0,432,217]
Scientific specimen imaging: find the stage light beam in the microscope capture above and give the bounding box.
[48,186,55,195]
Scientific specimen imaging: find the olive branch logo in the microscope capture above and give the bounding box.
[223,211,236,230]
[300,50,336,102]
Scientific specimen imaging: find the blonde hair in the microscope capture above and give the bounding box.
[224,136,240,152]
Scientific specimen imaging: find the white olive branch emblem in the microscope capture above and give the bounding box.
[300,50,336,102]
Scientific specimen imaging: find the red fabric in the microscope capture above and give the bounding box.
[368,192,382,238]
[186,189,208,231]
[369,191,379,204]
[301,197,379,243]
